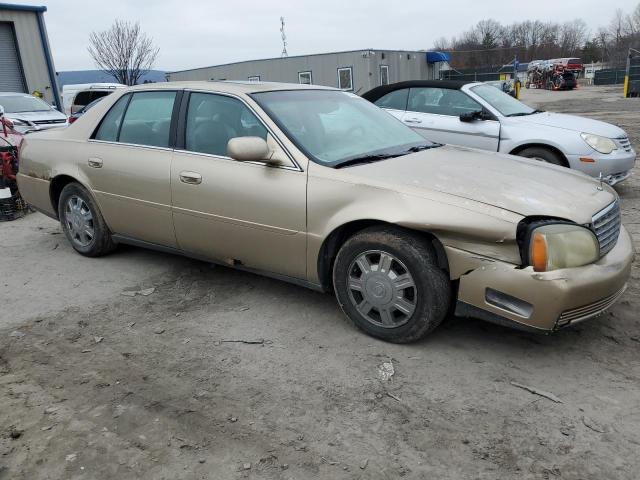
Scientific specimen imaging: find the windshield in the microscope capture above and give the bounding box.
[470,84,535,117]
[252,90,434,167]
[0,95,53,113]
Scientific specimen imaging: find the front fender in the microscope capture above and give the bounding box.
[307,167,523,284]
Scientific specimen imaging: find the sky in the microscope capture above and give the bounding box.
[10,0,640,72]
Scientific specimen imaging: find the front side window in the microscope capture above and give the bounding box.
[94,94,130,142]
[408,87,481,116]
[299,71,312,85]
[118,91,177,147]
[185,92,267,157]
[337,67,353,91]
[253,90,432,167]
[374,89,408,111]
[379,65,389,86]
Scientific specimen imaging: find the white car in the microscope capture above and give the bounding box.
[61,83,125,116]
[0,92,68,134]
[363,81,636,186]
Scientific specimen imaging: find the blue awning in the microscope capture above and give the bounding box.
[426,51,450,63]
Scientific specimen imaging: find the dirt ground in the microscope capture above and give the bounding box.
[1,85,639,480]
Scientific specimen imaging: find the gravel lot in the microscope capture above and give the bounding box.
[1,85,639,480]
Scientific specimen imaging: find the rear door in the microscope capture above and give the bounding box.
[402,87,500,151]
[78,90,180,247]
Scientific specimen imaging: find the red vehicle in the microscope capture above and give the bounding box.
[0,108,28,221]
[526,61,578,91]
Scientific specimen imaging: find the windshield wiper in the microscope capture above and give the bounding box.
[506,109,544,117]
[334,153,398,169]
[402,143,441,153]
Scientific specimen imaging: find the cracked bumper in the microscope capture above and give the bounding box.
[450,226,634,331]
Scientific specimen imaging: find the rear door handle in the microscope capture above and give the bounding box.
[179,171,202,185]
[88,157,103,168]
[404,117,422,124]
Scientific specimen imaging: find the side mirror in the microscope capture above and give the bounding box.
[227,136,273,163]
[459,111,480,122]
[460,110,491,122]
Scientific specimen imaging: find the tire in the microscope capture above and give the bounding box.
[58,182,116,257]
[516,146,566,167]
[332,226,450,343]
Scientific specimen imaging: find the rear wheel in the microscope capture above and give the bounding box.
[333,226,450,343]
[516,146,566,167]
[58,182,116,257]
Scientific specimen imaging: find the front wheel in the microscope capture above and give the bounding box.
[58,182,116,257]
[333,226,450,343]
[516,146,566,167]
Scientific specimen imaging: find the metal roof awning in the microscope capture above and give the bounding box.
[426,52,450,63]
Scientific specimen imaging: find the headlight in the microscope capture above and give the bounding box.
[581,133,617,154]
[528,223,599,272]
[9,119,27,126]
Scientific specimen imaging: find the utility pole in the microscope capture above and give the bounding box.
[280,17,288,58]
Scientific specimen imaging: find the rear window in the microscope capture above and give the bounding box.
[74,90,114,107]
[73,91,93,107]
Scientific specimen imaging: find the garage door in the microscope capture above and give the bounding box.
[0,22,27,93]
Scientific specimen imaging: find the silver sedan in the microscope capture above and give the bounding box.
[363,81,636,186]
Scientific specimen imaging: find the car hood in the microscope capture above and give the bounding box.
[510,111,626,138]
[7,110,66,122]
[345,145,616,224]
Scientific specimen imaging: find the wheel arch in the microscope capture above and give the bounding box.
[49,175,99,218]
[316,219,450,292]
[509,143,569,167]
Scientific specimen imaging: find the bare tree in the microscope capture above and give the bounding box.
[88,20,159,86]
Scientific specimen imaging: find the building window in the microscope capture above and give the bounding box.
[298,71,312,85]
[379,65,389,86]
[248,76,261,82]
[337,67,353,91]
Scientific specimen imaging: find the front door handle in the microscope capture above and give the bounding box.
[179,171,202,185]
[404,117,422,124]
[88,157,103,168]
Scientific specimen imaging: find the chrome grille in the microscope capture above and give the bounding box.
[556,286,626,328]
[591,200,621,256]
[615,136,632,153]
[33,119,66,125]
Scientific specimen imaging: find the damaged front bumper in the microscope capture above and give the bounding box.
[449,225,634,332]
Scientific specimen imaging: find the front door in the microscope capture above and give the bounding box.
[170,92,307,279]
[401,87,500,151]
[78,90,179,247]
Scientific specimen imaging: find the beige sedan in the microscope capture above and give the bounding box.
[17,82,634,342]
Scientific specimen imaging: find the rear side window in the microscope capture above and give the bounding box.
[94,94,130,142]
[118,91,177,148]
[184,92,267,157]
[374,89,408,111]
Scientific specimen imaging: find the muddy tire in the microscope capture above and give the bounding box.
[58,182,116,257]
[333,226,450,343]
[516,146,566,167]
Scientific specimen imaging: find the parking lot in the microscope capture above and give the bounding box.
[1,85,639,479]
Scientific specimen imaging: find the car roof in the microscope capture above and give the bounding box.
[127,80,336,95]
[361,80,478,102]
